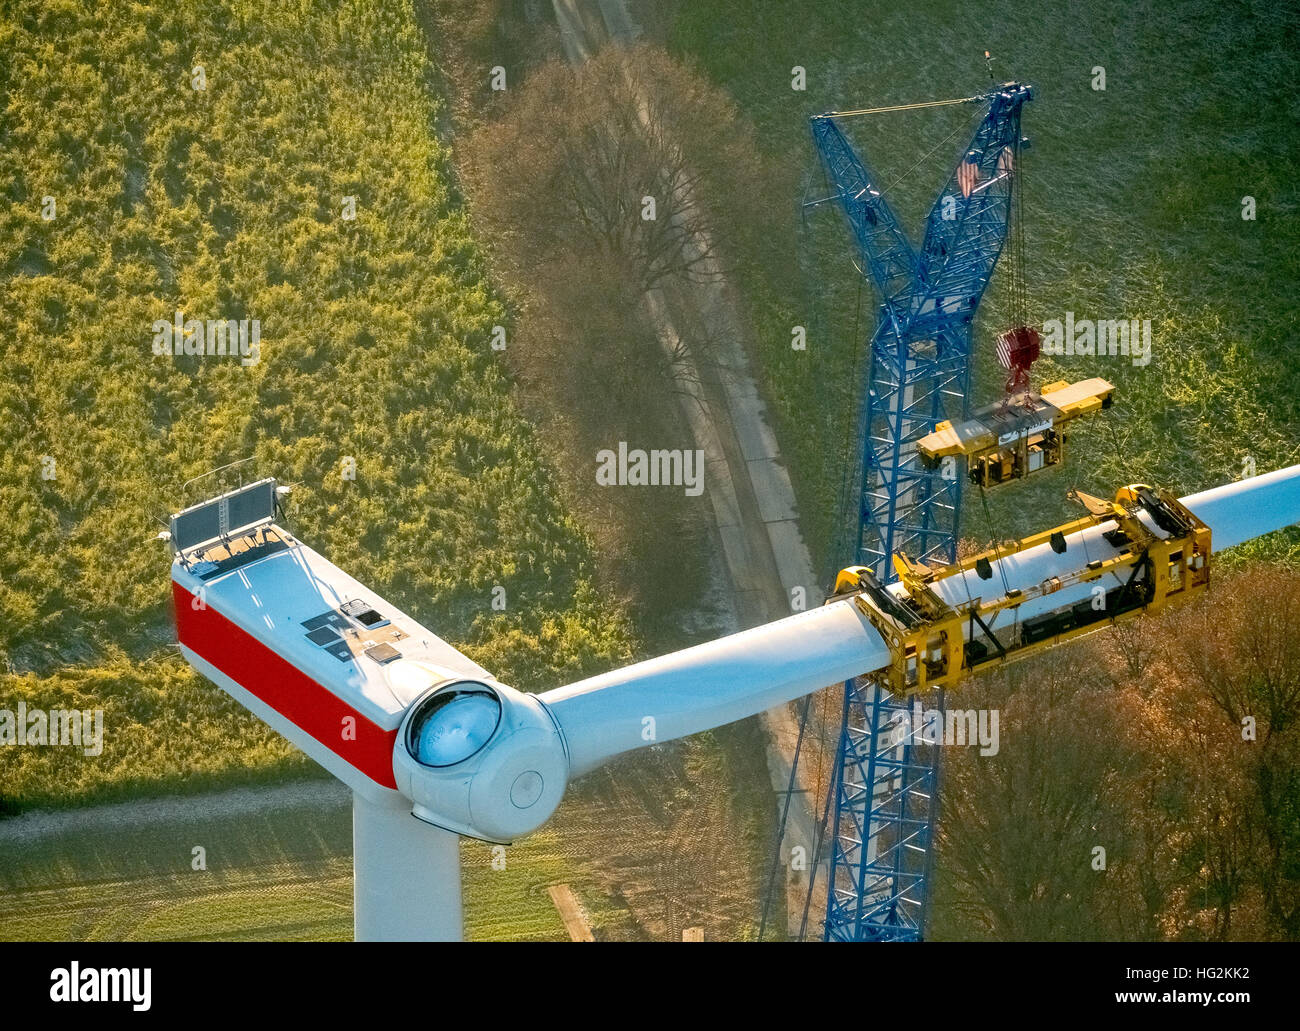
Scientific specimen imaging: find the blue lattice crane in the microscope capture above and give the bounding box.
[806,82,1033,941]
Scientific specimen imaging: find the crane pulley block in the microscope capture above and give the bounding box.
[917,377,1114,488]
[829,482,1210,695]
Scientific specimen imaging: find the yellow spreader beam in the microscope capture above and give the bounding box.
[918,377,1115,487]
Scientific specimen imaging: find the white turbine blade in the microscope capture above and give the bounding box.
[1181,463,1300,550]
[539,602,889,777]
[541,465,1300,780]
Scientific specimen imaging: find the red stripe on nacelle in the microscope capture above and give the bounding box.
[173,581,398,789]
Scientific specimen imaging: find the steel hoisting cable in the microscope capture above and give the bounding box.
[822,277,867,589]
[821,94,991,119]
[874,102,987,206]
[798,743,841,940]
[974,480,1030,653]
[978,482,1013,597]
[1074,484,1096,570]
[1012,127,1029,331]
[783,278,869,942]
[763,165,868,941]
[1105,412,1128,475]
[797,684,837,941]
[758,692,814,940]
[775,284,868,941]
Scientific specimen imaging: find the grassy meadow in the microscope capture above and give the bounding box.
[0,717,774,942]
[668,0,1300,564]
[0,0,634,813]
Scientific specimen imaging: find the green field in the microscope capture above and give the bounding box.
[0,718,773,942]
[0,0,634,813]
[0,795,593,942]
[669,0,1300,563]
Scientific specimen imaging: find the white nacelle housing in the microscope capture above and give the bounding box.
[392,673,569,843]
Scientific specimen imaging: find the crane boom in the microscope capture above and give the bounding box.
[809,82,1032,942]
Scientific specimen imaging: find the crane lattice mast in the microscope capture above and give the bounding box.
[807,81,1033,941]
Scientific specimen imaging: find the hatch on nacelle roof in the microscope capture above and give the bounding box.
[168,477,280,557]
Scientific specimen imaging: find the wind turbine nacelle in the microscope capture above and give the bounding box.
[392,678,569,843]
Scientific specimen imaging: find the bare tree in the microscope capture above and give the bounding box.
[459,45,767,620]
[934,650,1155,940]
[1181,569,1300,938]
[465,45,764,299]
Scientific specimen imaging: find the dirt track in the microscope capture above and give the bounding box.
[549,0,835,934]
[0,778,348,846]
